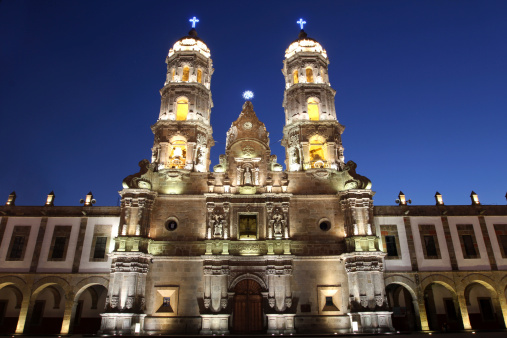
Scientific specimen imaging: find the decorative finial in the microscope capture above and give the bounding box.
[297,18,306,30]
[189,17,199,29]
[242,91,254,100]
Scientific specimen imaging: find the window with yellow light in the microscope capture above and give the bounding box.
[176,98,188,121]
[293,69,299,84]
[182,66,190,82]
[309,135,326,168]
[197,69,202,83]
[168,140,186,169]
[307,97,320,121]
[306,67,313,83]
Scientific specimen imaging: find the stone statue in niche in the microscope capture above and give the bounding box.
[244,167,252,185]
[214,220,223,237]
[292,147,300,164]
[210,210,224,237]
[196,147,205,166]
[270,209,285,238]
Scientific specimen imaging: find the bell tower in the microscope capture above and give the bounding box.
[152,19,214,172]
[281,23,345,171]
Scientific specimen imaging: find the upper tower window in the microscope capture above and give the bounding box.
[171,69,175,81]
[197,69,202,83]
[306,67,313,83]
[309,135,326,168]
[176,98,189,121]
[168,139,187,169]
[182,66,190,82]
[307,97,320,121]
[293,70,299,84]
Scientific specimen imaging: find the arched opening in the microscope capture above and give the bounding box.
[0,285,23,333]
[386,284,418,331]
[171,68,175,81]
[424,283,463,331]
[197,69,202,83]
[29,285,65,334]
[307,97,320,121]
[293,69,299,84]
[182,66,190,82]
[305,67,313,83]
[72,285,107,334]
[309,135,326,168]
[465,282,502,329]
[176,97,189,121]
[233,279,263,333]
[168,139,187,169]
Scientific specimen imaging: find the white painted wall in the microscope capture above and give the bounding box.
[447,216,490,270]
[79,217,120,273]
[0,217,41,272]
[37,217,81,273]
[410,217,452,271]
[484,216,507,270]
[375,216,412,271]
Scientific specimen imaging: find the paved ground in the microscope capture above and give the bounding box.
[3,330,507,338]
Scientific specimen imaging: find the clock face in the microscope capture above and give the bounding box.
[243,122,253,130]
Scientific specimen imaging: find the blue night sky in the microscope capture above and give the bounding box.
[1,0,506,207]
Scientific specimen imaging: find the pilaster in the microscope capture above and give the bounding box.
[339,189,393,333]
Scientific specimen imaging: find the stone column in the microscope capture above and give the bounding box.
[282,202,290,239]
[498,290,507,329]
[60,297,76,334]
[340,189,393,333]
[416,299,429,330]
[266,261,295,334]
[100,189,155,335]
[99,253,150,335]
[266,202,274,239]
[457,292,472,330]
[301,142,309,169]
[201,262,230,334]
[15,292,31,333]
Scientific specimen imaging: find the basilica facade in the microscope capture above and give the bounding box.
[0,27,506,335]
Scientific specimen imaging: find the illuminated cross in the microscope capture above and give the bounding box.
[297,18,306,30]
[189,17,199,28]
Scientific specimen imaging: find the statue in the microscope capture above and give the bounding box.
[214,220,223,237]
[210,210,224,237]
[244,167,252,185]
[271,210,284,237]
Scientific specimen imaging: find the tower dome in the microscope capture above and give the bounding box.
[284,30,328,60]
[169,28,211,59]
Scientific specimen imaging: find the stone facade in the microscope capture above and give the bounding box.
[0,27,506,336]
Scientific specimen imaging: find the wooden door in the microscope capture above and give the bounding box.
[233,279,263,333]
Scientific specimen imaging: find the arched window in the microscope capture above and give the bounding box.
[306,67,313,83]
[171,69,175,81]
[197,69,202,83]
[169,140,187,169]
[293,70,299,84]
[309,135,326,168]
[176,97,189,121]
[182,66,190,82]
[307,97,320,121]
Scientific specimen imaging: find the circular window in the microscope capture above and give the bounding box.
[319,220,331,231]
[165,218,178,231]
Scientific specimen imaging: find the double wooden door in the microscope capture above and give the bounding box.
[233,279,263,333]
